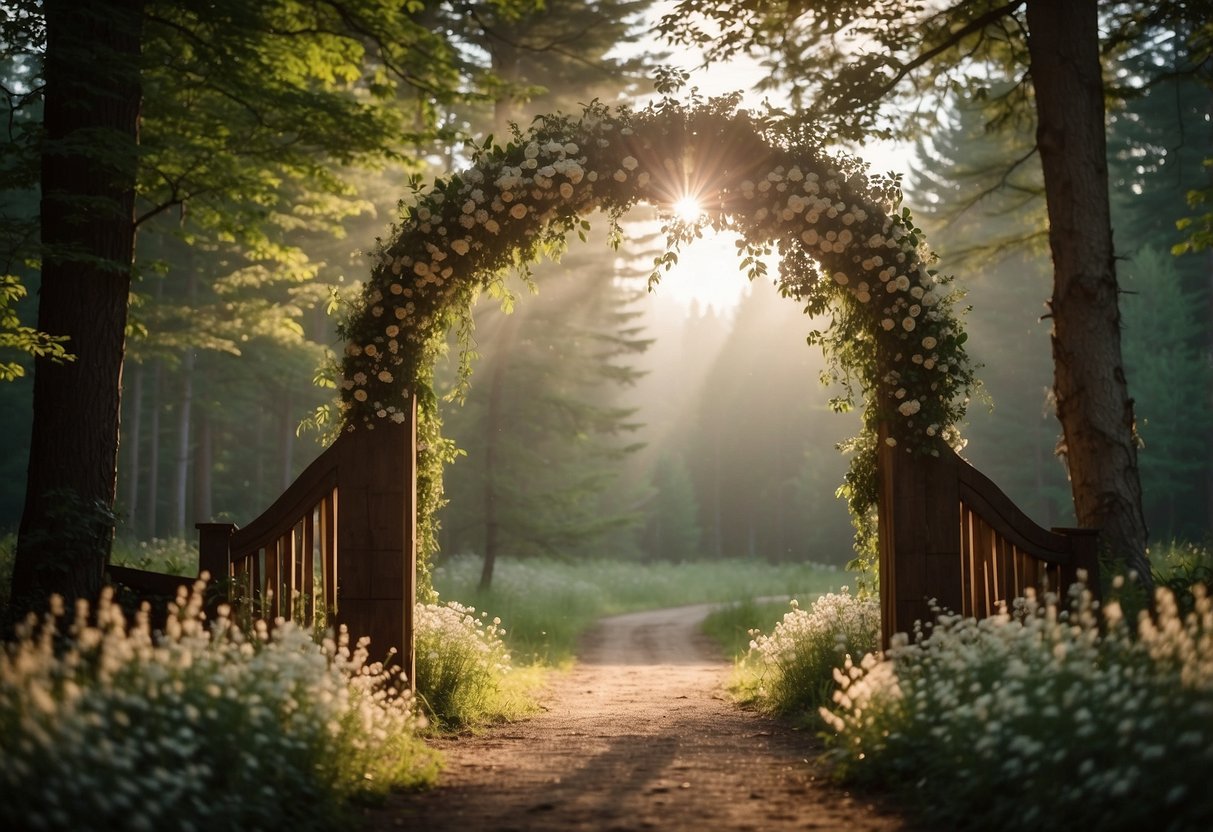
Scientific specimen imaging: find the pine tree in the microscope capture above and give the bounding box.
[437,248,651,586]
[1120,247,1212,539]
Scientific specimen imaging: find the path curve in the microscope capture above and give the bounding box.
[361,604,917,831]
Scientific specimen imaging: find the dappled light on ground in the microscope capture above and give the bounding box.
[361,604,913,832]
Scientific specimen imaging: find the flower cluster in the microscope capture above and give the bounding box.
[413,600,512,728]
[339,99,974,451]
[745,589,881,715]
[0,583,434,831]
[820,582,1213,831]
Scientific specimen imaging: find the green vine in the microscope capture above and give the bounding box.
[337,96,978,585]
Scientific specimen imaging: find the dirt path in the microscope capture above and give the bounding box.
[361,604,917,831]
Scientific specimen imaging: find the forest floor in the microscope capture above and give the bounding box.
[359,604,924,832]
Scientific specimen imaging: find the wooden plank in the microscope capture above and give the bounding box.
[323,489,338,614]
[957,459,1073,561]
[303,507,316,624]
[229,449,340,556]
[402,396,418,689]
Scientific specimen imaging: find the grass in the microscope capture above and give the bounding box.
[717,590,881,722]
[433,555,846,665]
[413,599,542,731]
[701,597,806,659]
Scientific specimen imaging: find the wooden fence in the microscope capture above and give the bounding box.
[877,423,1100,647]
[107,398,418,687]
[109,405,1096,672]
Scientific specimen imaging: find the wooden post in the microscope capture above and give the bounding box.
[1054,527,1102,602]
[334,397,418,689]
[877,423,963,648]
[195,522,234,581]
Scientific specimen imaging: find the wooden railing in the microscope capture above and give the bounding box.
[106,398,418,688]
[877,423,1099,648]
[196,453,338,628]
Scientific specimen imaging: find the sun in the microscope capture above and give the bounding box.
[673,195,702,222]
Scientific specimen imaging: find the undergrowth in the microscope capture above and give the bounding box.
[0,580,438,831]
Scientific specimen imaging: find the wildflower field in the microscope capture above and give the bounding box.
[0,581,437,832]
[727,542,1213,831]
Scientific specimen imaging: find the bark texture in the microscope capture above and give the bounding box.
[12,0,145,613]
[1026,0,1151,580]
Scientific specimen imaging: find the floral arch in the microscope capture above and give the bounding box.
[337,97,976,571]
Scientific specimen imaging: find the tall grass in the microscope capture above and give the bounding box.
[729,590,880,719]
[433,555,845,664]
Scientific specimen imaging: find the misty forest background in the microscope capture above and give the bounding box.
[2,1,1210,572]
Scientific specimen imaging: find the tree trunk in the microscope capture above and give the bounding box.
[173,348,194,538]
[11,0,145,614]
[279,388,295,491]
[192,409,212,523]
[143,359,161,538]
[479,311,522,592]
[1026,0,1151,582]
[122,360,143,530]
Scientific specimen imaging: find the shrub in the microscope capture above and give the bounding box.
[0,581,437,832]
[744,589,880,717]
[413,600,513,729]
[821,583,1213,832]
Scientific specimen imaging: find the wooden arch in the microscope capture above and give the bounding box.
[158,99,1097,684]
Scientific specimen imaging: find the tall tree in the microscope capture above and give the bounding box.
[438,261,651,585]
[657,0,1212,577]
[4,0,496,612]
[11,0,145,610]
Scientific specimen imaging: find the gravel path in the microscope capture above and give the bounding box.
[360,604,918,831]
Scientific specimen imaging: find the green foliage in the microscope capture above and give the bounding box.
[821,583,1213,832]
[109,536,200,576]
[700,597,795,659]
[413,600,531,729]
[0,275,71,381]
[739,590,880,720]
[1120,247,1212,539]
[0,583,438,831]
[434,554,845,664]
[640,451,703,560]
[438,259,651,564]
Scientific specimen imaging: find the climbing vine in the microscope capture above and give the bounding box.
[338,96,976,582]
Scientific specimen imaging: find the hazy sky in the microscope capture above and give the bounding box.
[629,4,913,314]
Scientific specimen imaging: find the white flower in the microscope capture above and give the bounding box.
[559,182,574,199]
[509,203,528,219]
[903,317,916,332]
[898,399,921,416]
[833,271,849,286]
[881,318,895,331]
[922,336,937,350]
[613,169,627,182]
[621,155,638,171]
[451,239,470,256]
